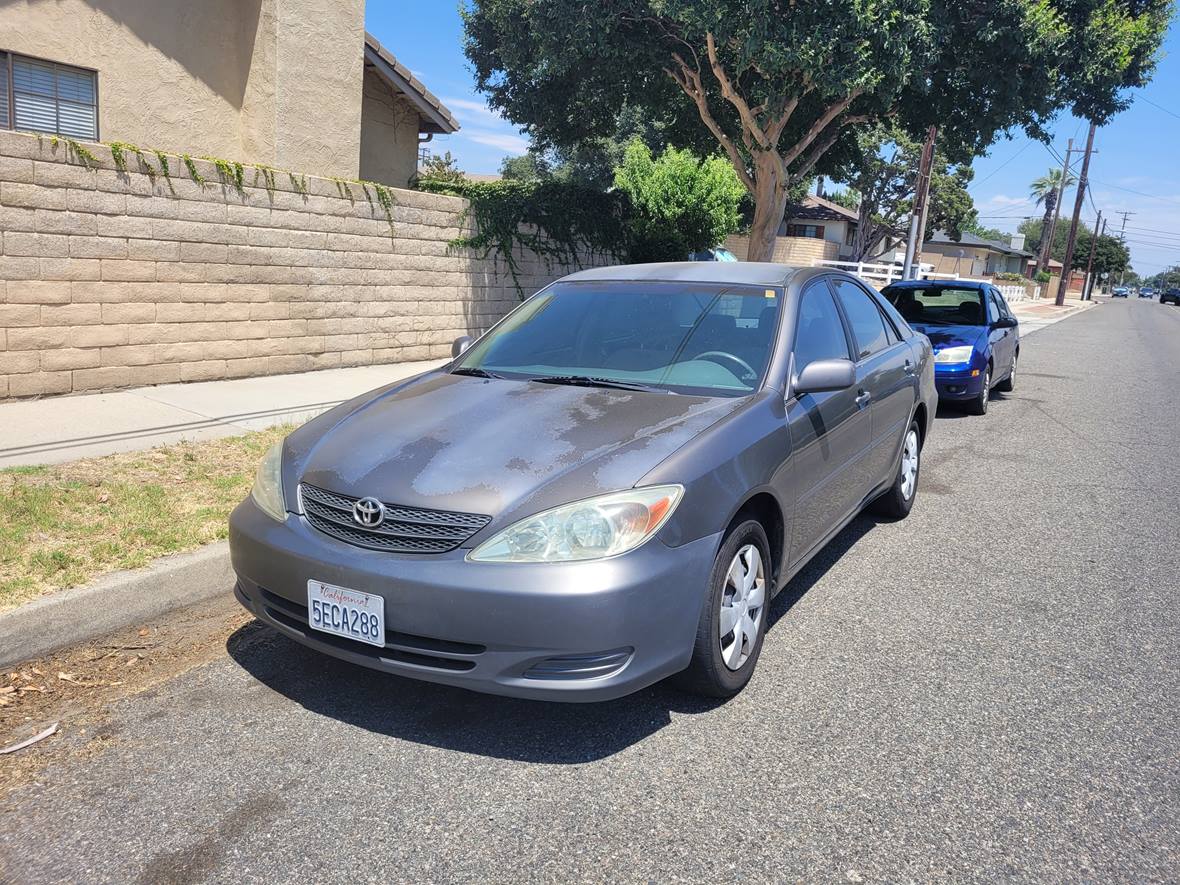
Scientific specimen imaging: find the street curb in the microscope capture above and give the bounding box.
[0,542,233,669]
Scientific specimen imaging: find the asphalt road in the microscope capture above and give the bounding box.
[3,298,1179,883]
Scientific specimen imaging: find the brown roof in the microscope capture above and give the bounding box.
[364,33,459,134]
[790,194,859,224]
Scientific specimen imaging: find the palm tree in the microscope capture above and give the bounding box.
[1030,168,1077,272]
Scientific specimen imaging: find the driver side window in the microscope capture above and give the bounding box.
[794,283,851,373]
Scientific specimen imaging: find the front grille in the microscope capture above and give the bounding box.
[299,483,491,553]
[259,588,483,672]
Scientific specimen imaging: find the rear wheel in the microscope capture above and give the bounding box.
[675,520,770,698]
[996,352,1017,392]
[965,364,991,415]
[871,420,921,519]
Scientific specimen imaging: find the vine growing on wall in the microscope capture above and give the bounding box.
[49,135,99,170]
[204,157,246,198]
[417,177,630,294]
[253,164,277,197]
[181,154,206,186]
[333,177,397,232]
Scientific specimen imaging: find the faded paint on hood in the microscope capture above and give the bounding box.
[913,324,987,351]
[294,371,743,521]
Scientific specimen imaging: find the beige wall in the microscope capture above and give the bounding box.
[359,68,421,187]
[725,234,840,265]
[921,245,989,278]
[0,129,600,399]
[0,0,365,179]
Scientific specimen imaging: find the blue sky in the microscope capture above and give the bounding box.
[367,3,1180,276]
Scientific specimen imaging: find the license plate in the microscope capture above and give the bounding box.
[306,580,385,647]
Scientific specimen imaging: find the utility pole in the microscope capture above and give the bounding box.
[1055,122,1096,306]
[1115,210,1135,286]
[1038,139,1073,274]
[1082,211,1103,300]
[901,125,938,280]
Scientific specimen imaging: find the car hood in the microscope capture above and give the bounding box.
[290,371,743,522]
[912,324,985,351]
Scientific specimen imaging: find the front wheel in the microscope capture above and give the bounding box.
[871,420,922,519]
[675,520,770,698]
[965,365,991,415]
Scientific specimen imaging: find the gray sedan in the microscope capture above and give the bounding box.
[229,263,936,700]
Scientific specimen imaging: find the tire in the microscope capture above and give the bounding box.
[965,364,991,415]
[996,351,1017,392]
[675,519,770,698]
[871,419,922,519]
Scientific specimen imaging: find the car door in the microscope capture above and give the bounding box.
[986,287,1016,379]
[785,280,871,565]
[830,278,915,490]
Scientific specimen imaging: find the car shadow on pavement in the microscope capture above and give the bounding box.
[224,514,881,765]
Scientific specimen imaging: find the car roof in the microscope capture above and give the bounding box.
[882,279,991,290]
[558,262,805,288]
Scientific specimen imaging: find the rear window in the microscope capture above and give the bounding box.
[882,285,986,326]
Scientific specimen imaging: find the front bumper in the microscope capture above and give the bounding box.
[229,497,720,702]
[933,365,984,400]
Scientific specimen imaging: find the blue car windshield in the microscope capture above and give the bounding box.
[882,285,986,326]
[455,281,782,396]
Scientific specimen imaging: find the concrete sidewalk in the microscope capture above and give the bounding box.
[0,360,444,468]
[1010,296,1097,336]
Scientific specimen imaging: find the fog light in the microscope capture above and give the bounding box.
[970,369,980,377]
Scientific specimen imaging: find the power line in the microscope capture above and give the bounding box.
[972,138,1035,187]
[1089,179,1180,207]
[1137,94,1180,121]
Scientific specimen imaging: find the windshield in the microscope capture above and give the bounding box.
[881,285,986,326]
[454,281,782,396]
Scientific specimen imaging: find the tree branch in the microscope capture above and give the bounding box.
[780,89,865,169]
[664,55,755,193]
[704,32,772,153]
[788,113,874,184]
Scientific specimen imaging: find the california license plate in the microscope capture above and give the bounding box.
[306,580,385,647]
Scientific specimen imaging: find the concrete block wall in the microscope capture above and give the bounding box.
[0,130,589,399]
[724,234,840,265]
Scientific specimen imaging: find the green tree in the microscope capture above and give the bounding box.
[1029,168,1078,272]
[1019,217,1129,274]
[836,128,977,261]
[614,140,745,261]
[415,151,465,185]
[499,151,551,182]
[962,222,1007,242]
[463,0,1170,261]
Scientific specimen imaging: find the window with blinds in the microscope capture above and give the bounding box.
[0,51,97,140]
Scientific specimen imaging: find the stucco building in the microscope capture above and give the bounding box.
[0,0,457,186]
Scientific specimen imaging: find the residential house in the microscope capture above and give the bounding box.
[0,0,457,187]
[725,194,859,263]
[920,231,1033,279]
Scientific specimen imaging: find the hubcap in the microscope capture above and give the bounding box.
[900,428,920,500]
[719,544,766,671]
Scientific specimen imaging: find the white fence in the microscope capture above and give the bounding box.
[814,260,1042,301]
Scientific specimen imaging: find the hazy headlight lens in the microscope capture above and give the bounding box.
[469,485,684,563]
[933,345,974,364]
[251,441,286,522]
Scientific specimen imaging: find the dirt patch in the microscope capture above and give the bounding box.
[0,594,259,799]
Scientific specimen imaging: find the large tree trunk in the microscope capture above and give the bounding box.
[745,158,791,262]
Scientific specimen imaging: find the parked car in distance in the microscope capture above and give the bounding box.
[230,263,936,702]
[1162,288,1180,306]
[880,280,1018,416]
[1141,287,1155,298]
[689,246,739,262]
[1112,287,1130,298]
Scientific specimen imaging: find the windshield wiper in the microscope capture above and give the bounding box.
[529,375,664,393]
[451,367,505,379]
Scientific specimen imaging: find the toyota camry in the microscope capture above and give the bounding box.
[230,263,936,701]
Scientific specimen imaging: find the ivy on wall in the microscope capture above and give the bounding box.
[416,177,630,294]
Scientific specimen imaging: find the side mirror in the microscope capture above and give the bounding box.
[994,316,1018,329]
[451,335,474,359]
[794,358,856,396]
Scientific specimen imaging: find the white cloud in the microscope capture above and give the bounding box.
[461,130,530,153]
[983,194,1034,209]
[443,96,509,127]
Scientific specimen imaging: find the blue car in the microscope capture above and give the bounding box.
[880,280,1019,415]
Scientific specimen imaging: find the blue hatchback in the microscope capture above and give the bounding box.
[880,281,1019,415]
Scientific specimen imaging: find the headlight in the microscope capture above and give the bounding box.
[933,345,974,365]
[251,441,287,522]
[468,485,684,563]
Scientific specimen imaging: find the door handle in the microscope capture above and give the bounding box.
[855,389,871,407]
[903,359,915,376]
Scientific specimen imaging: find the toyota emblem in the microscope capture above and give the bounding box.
[352,496,385,528]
